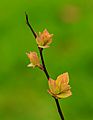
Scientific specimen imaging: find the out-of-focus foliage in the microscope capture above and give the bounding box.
[0,0,93,120]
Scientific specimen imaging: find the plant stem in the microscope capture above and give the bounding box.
[39,48,49,79]
[25,12,37,39]
[55,98,64,120]
[25,13,64,120]
[39,48,64,120]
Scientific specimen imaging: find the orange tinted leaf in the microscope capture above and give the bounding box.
[26,51,40,68]
[48,73,72,99]
[36,29,53,48]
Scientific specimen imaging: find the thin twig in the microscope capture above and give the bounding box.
[55,98,64,120]
[25,12,37,39]
[25,13,64,120]
[39,47,64,120]
[39,47,49,80]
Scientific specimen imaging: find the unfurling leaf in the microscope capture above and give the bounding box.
[36,29,53,48]
[48,72,72,99]
[26,51,42,69]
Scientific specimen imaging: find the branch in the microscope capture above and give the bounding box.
[39,47,49,79]
[39,48,64,120]
[55,98,64,120]
[25,13,64,120]
[25,12,37,39]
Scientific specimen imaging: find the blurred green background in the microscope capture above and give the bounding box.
[0,0,93,120]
